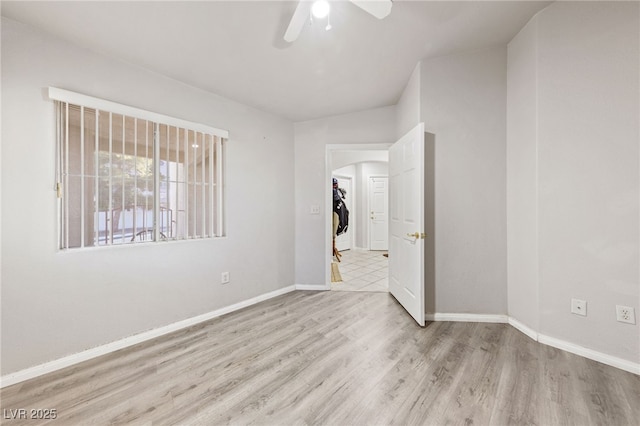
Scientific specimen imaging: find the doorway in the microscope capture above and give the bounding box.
[326,128,435,325]
[326,144,391,292]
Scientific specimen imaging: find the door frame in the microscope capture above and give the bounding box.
[367,174,389,250]
[325,144,391,289]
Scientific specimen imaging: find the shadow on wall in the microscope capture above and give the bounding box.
[425,132,436,315]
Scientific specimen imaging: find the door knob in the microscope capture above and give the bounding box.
[407,232,426,239]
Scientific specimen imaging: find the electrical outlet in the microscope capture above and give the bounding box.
[616,305,636,324]
[221,272,230,284]
[571,299,587,316]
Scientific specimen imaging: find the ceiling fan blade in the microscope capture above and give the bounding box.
[349,0,392,19]
[284,1,311,43]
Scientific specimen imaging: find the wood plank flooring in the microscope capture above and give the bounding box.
[1,290,639,425]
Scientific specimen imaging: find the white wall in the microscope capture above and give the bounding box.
[420,46,508,315]
[1,18,295,374]
[508,1,639,364]
[332,165,357,180]
[331,150,388,170]
[507,17,539,330]
[294,107,396,286]
[396,62,421,139]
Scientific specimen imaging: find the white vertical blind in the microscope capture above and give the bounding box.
[209,135,215,237]
[121,115,126,243]
[94,111,100,246]
[55,93,228,249]
[108,112,113,245]
[184,129,190,239]
[133,118,138,239]
[80,106,85,248]
[64,103,70,249]
[153,123,161,243]
[217,137,226,236]
[201,133,206,237]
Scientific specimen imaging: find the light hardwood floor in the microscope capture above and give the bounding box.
[1,291,639,425]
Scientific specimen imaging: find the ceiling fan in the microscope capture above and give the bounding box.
[284,0,393,43]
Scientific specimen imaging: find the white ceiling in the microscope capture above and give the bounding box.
[1,1,551,122]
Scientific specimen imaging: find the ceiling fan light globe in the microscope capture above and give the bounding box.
[311,0,330,19]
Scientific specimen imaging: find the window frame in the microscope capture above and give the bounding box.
[50,87,228,250]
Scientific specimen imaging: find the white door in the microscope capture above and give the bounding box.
[388,123,426,326]
[334,176,352,252]
[369,177,388,250]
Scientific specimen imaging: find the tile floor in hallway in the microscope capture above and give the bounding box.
[331,248,388,292]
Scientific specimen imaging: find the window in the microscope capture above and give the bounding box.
[52,88,227,249]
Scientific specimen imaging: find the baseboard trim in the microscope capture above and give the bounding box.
[426,312,639,375]
[538,333,640,375]
[295,284,330,291]
[0,285,297,388]
[426,313,509,323]
[507,317,539,341]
